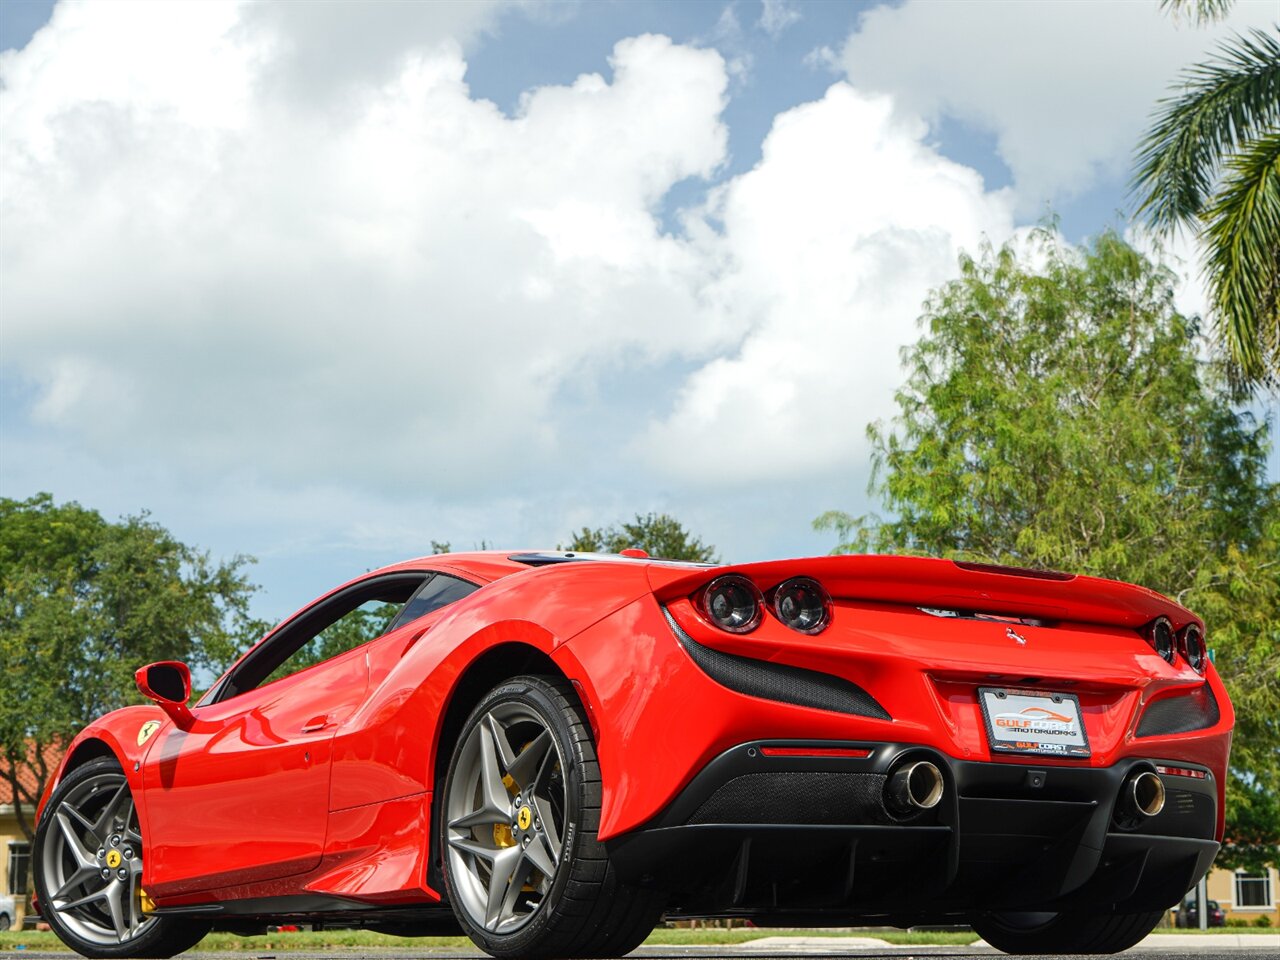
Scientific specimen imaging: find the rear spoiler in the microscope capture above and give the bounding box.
[647,554,1199,632]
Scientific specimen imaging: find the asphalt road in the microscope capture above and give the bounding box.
[4,953,1272,960]
[4,938,1279,960]
[7,949,1277,960]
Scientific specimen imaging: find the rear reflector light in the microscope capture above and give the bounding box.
[759,746,872,759]
[1154,764,1208,779]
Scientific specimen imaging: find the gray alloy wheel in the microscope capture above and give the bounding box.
[40,765,155,947]
[444,699,568,934]
[440,675,665,959]
[34,757,209,959]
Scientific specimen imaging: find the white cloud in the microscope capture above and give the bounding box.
[1127,226,1211,325]
[639,84,1016,482]
[1,2,729,499]
[10,0,1234,589]
[839,0,1277,211]
[758,0,801,38]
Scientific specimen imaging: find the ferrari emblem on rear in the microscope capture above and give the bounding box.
[137,720,161,746]
[517,805,533,831]
[1007,627,1027,645]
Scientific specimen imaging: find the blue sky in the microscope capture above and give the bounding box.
[1,0,1276,623]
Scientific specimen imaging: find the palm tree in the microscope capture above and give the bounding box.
[1133,4,1280,387]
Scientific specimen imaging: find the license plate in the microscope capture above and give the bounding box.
[978,688,1090,758]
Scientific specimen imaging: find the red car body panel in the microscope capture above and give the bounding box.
[37,551,1233,920]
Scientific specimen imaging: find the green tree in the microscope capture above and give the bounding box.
[562,512,717,563]
[0,493,265,840]
[817,231,1279,866]
[1133,4,1280,386]
[1160,0,1235,27]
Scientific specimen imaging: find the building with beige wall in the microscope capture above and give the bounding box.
[1204,864,1280,926]
[1,785,34,930]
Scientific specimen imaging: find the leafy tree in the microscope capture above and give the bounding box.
[0,493,265,840]
[817,231,1279,866]
[1133,6,1280,386]
[263,602,398,684]
[1160,0,1235,27]
[562,512,717,563]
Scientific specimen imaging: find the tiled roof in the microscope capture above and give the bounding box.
[0,742,65,806]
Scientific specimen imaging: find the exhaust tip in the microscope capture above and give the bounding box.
[1121,770,1166,820]
[886,760,944,816]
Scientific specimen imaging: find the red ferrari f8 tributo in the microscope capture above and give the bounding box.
[33,551,1231,957]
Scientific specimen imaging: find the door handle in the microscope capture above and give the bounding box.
[301,715,331,733]
[402,625,431,655]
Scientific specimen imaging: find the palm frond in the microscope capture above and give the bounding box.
[1160,0,1236,27]
[1133,28,1280,231]
[1203,128,1280,386]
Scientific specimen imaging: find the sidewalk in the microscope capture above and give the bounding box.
[1131,932,1280,950]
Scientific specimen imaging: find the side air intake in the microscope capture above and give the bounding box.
[662,607,891,720]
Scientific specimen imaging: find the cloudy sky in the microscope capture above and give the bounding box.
[2,0,1276,621]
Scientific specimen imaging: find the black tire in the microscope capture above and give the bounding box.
[34,757,210,959]
[974,908,1165,954]
[0,911,11,931]
[440,675,664,959]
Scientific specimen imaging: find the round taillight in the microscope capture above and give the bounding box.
[1180,624,1207,674]
[1148,617,1176,664]
[772,577,832,634]
[701,575,762,633]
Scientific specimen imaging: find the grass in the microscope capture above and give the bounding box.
[3,922,1274,952]
[0,926,982,952]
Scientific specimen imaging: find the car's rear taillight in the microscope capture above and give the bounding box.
[1145,617,1176,664]
[700,575,763,633]
[1179,624,1207,674]
[771,577,832,634]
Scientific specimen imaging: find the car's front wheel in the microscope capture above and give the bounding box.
[973,908,1165,954]
[440,674,663,958]
[34,757,210,958]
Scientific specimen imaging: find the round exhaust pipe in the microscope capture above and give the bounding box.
[885,760,944,816]
[1118,770,1166,820]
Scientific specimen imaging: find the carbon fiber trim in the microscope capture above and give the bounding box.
[1135,684,1220,737]
[688,770,890,825]
[662,607,891,720]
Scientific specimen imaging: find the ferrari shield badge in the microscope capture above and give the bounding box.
[137,719,161,746]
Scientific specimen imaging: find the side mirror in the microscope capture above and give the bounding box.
[135,661,195,730]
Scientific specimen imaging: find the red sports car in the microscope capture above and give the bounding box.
[33,551,1231,958]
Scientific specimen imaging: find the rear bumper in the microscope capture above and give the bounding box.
[606,740,1219,924]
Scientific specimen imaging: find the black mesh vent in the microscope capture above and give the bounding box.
[689,771,890,825]
[1135,684,1220,737]
[662,607,891,720]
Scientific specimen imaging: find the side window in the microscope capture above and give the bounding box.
[264,598,400,685]
[214,573,427,700]
[385,573,479,632]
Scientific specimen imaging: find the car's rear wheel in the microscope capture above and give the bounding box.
[441,674,664,958]
[34,757,210,959]
[973,907,1165,954]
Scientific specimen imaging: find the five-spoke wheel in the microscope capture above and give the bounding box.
[445,701,567,933]
[34,757,209,959]
[440,675,664,958]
